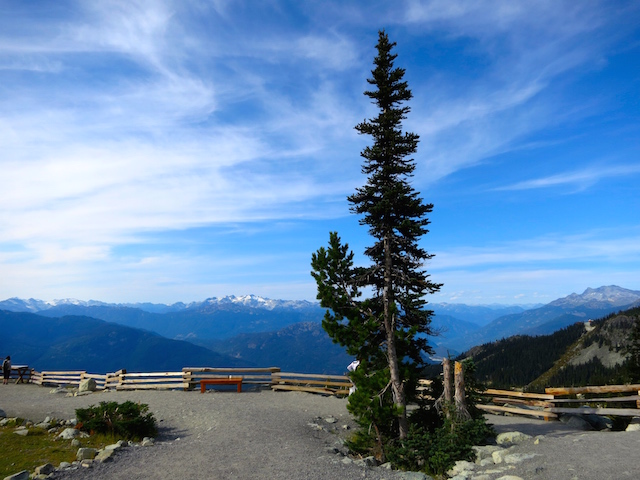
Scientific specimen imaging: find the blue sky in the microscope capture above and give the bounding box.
[1,0,639,305]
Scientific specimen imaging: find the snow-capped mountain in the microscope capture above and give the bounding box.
[0,295,316,315]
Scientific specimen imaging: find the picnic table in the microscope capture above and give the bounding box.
[11,365,30,384]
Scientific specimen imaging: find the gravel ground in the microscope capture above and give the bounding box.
[2,384,640,480]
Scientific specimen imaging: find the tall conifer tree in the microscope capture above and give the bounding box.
[311,30,441,441]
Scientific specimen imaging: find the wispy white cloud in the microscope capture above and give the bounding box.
[0,0,638,303]
[432,229,640,270]
[495,164,640,191]
[401,0,639,181]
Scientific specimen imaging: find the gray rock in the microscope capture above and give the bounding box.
[581,411,613,430]
[504,453,539,464]
[496,431,532,445]
[492,447,515,464]
[71,438,81,447]
[34,463,55,475]
[3,470,30,480]
[495,476,524,480]
[626,417,640,431]
[78,378,97,392]
[354,456,377,467]
[58,428,79,439]
[59,462,72,469]
[560,414,594,431]
[394,472,434,480]
[50,386,73,394]
[95,449,116,463]
[473,445,503,462]
[324,416,337,424]
[76,447,98,461]
[141,437,155,447]
[471,475,491,480]
[0,408,6,418]
[448,459,476,476]
[13,428,29,437]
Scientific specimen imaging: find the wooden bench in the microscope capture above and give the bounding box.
[200,377,243,393]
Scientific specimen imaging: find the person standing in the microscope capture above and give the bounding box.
[2,356,11,384]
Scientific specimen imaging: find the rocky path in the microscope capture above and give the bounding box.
[2,384,640,480]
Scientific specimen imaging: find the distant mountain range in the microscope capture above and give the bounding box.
[0,310,247,373]
[1,286,639,375]
[437,286,640,353]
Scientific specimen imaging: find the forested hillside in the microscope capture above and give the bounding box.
[460,306,640,390]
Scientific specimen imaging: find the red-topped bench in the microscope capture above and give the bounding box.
[200,377,243,393]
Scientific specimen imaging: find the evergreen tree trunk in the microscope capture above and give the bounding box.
[454,361,470,420]
[442,358,453,419]
[384,232,408,438]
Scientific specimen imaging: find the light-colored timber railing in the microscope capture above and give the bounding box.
[270,372,352,395]
[480,385,640,420]
[29,367,352,396]
[27,367,640,416]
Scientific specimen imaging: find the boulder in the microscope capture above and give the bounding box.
[3,470,30,480]
[581,410,613,430]
[473,445,502,462]
[496,431,531,446]
[76,447,98,461]
[560,414,594,431]
[0,408,6,418]
[95,449,116,463]
[78,378,97,393]
[447,459,476,476]
[504,453,538,464]
[58,428,79,440]
[354,456,377,467]
[34,464,55,475]
[141,437,155,447]
[626,417,640,431]
[394,472,434,480]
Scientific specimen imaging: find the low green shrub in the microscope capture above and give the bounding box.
[75,401,157,441]
[387,416,495,476]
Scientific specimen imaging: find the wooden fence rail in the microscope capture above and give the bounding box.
[26,366,640,417]
[271,372,352,395]
[480,385,640,420]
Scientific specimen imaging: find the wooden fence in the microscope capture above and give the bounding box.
[479,384,640,420]
[26,365,640,419]
[28,367,352,396]
[271,371,352,395]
